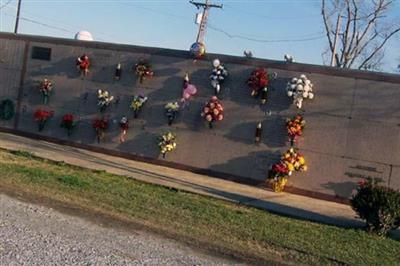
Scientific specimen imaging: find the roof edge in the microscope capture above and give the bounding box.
[1,32,399,84]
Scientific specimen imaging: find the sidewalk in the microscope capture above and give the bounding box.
[0,132,362,228]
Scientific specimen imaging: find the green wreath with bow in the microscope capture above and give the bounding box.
[0,99,15,120]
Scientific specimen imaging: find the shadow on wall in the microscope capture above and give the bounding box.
[322,181,358,199]
[209,150,282,182]
[30,57,82,79]
[146,75,183,102]
[223,116,289,148]
[261,77,293,113]
[116,131,160,158]
[262,115,289,148]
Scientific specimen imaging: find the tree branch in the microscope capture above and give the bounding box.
[340,0,352,64]
[358,27,400,69]
[322,0,335,52]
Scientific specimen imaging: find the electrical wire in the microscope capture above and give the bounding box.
[2,11,75,33]
[3,4,117,41]
[223,2,322,20]
[208,23,325,43]
[0,0,13,10]
[2,1,324,44]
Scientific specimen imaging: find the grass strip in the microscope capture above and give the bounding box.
[0,150,399,265]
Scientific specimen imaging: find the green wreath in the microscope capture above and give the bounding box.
[0,99,15,120]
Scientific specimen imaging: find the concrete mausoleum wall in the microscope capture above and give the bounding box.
[0,33,399,200]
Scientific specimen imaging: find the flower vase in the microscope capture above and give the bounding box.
[162,152,166,158]
[272,177,288,193]
[290,137,294,147]
[38,120,45,132]
[208,121,213,129]
[134,110,139,118]
[43,93,48,105]
[96,129,104,143]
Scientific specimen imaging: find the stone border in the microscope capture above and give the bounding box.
[1,32,400,84]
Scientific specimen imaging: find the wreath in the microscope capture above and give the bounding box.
[0,99,15,120]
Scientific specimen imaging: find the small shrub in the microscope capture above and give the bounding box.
[351,178,400,236]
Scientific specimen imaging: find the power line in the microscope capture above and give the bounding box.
[3,11,75,33]
[0,0,13,10]
[223,3,322,20]
[2,2,324,44]
[3,5,116,41]
[208,24,325,43]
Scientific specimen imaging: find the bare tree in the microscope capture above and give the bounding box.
[322,0,400,70]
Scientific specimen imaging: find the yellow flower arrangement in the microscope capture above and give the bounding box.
[268,147,308,193]
[158,132,177,158]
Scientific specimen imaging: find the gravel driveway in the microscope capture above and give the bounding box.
[0,194,242,265]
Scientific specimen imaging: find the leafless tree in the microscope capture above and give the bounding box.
[322,0,400,70]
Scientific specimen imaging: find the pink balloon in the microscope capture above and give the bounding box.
[182,91,191,100]
[186,84,197,95]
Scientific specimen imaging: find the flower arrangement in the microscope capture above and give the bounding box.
[201,96,224,128]
[268,148,307,192]
[76,54,90,76]
[119,116,129,143]
[247,68,268,98]
[60,113,77,136]
[130,95,148,118]
[165,102,179,125]
[34,108,54,132]
[97,89,114,112]
[181,73,197,103]
[134,60,153,83]
[286,74,314,109]
[286,114,306,145]
[281,147,307,174]
[39,78,53,104]
[158,131,177,158]
[210,59,228,95]
[92,117,109,143]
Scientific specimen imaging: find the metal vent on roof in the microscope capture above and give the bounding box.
[31,46,52,61]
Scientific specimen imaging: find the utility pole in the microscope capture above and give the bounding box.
[330,13,342,67]
[190,0,222,45]
[14,0,22,33]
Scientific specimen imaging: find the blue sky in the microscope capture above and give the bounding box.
[0,0,399,72]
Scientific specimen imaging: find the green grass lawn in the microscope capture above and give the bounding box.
[1,149,399,265]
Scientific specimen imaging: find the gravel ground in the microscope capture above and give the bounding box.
[0,194,243,266]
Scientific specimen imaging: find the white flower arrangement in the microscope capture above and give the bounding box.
[286,74,314,109]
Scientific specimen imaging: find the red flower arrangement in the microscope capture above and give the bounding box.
[201,96,224,128]
[247,68,268,95]
[76,55,90,76]
[60,113,77,136]
[92,117,109,143]
[34,108,54,132]
[286,114,306,145]
[247,68,269,104]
